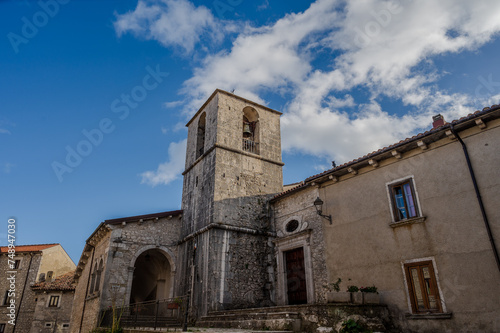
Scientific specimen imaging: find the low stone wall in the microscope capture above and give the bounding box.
[199,304,395,332]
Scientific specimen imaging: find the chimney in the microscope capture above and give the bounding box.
[46,271,53,282]
[432,114,445,129]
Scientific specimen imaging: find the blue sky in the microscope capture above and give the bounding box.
[1,0,500,263]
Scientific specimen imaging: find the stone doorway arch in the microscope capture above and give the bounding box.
[129,248,174,304]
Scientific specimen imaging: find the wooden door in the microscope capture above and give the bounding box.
[285,247,307,305]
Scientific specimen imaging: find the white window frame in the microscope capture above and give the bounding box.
[386,175,423,224]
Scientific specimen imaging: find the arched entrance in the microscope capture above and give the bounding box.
[130,249,172,304]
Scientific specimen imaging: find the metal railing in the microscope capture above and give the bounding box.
[242,138,259,154]
[100,296,188,330]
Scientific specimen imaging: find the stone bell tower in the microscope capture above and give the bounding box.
[176,89,283,317]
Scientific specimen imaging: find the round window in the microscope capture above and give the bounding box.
[285,220,299,233]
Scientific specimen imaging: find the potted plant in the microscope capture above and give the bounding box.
[360,286,379,304]
[347,285,362,304]
[167,297,183,309]
[325,278,351,303]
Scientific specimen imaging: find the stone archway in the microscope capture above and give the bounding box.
[129,249,172,304]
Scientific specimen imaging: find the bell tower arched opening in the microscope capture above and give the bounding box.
[242,106,259,154]
[129,249,172,304]
[196,112,206,159]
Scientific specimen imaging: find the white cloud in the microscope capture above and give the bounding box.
[121,0,500,167]
[3,163,14,174]
[0,129,11,135]
[114,0,222,53]
[140,139,187,186]
[181,0,500,162]
[163,100,184,108]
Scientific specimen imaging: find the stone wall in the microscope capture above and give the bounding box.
[272,186,329,306]
[70,228,111,333]
[179,90,284,318]
[103,216,182,307]
[71,215,182,333]
[0,252,41,333]
[31,291,74,333]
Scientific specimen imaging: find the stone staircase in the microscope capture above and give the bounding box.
[198,306,300,332]
[196,304,394,333]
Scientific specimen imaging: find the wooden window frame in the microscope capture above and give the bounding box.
[48,295,60,307]
[404,261,442,314]
[389,178,420,222]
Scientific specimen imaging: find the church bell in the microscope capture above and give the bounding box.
[243,122,252,138]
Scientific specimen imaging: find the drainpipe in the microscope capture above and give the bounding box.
[12,253,34,333]
[450,124,500,274]
[79,244,95,333]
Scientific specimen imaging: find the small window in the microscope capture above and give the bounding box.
[45,323,53,328]
[404,261,442,313]
[2,291,12,306]
[62,323,70,329]
[286,220,299,233]
[0,323,6,333]
[389,178,419,222]
[14,260,21,269]
[196,113,206,159]
[48,295,60,307]
[95,259,104,292]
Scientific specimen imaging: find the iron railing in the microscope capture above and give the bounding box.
[100,296,188,330]
[242,138,259,154]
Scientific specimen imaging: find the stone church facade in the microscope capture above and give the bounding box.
[70,90,500,333]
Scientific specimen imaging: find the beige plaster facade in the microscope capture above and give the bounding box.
[272,109,500,332]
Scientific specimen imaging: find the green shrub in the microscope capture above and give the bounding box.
[339,319,372,333]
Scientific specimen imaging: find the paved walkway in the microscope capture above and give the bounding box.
[133,328,290,333]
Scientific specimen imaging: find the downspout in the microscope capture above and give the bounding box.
[79,244,95,333]
[450,124,500,274]
[12,252,34,333]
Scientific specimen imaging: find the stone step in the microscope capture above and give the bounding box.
[198,310,301,332]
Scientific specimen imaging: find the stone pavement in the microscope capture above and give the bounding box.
[129,328,291,333]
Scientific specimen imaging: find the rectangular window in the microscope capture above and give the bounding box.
[0,323,6,333]
[2,291,11,306]
[390,179,419,221]
[14,260,21,269]
[48,295,60,307]
[404,261,442,313]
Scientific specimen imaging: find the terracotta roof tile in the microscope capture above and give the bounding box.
[305,105,500,182]
[0,244,58,253]
[104,210,183,225]
[271,182,309,201]
[32,271,75,291]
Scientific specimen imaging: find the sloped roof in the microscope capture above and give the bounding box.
[104,210,183,225]
[272,104,500,201]
[0,243,58,253]
[32,271,75,291]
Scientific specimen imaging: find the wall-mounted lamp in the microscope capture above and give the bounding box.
[314,197,332,224]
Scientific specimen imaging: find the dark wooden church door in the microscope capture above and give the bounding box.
[285,247,307,305]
